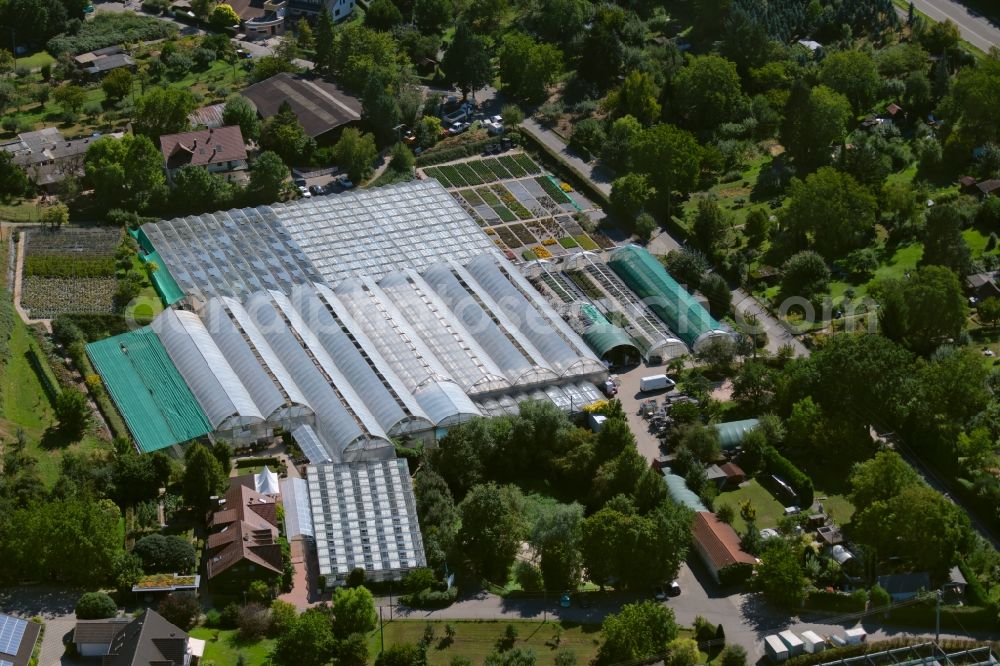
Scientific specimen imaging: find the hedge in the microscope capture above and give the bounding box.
[883,600,998,632]
[400,587,457,608]
[416,132,523,167]
[762,446,814,507]
[236,456,281,468]
[803,589,867,613]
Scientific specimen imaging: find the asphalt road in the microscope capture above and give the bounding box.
[909,0,1000,51]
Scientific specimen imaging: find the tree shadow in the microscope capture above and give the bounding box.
[39,424,75,450]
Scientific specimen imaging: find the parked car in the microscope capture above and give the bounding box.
[668,581,681,597]
[653,585,667,601]
[293,176,306,187]
[337,174,355,189]
[448,121,471,135]
[309,184,325,196]
[298,185,311,198]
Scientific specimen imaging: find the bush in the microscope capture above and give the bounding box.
[157,593,201,631]
[237,603,271,642]
[719,645,747,666]
[403,567,436,593]
[204,609,222,628]
[957,560,991,607]
[220,603,240,629]
[347,567,366,588]
[717,562,753,586]
[693,616,716,642]
[400,587,457,609]
[870,585,891,608]
[75,592,117,619]
[515,561,544,593]
[133,534,196,573]
[803,590,867,613]
[48,13,176,55]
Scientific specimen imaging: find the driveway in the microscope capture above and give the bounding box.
[0,586,82,666]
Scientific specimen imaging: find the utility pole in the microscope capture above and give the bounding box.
[935,590,942,643]
[379,605,385,654]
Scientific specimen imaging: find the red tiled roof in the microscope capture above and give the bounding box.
[693,511,756,569]
[160,126,246,170]
[719,462,745,478]
[204,478,282,580]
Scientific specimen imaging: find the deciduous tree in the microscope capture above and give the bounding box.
[819,50,880,114]
[673,54,745,134]
[133,87,195,138]
[457,483,526,582]
[247,150,290,204]
[783,168,876,260]
[332,128,378,183]
[181,443,226,514]
[222,95,261,140]
[597,601,678,664]
[498,32,562,102]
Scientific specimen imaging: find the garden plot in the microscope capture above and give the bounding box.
[21,227,122,317]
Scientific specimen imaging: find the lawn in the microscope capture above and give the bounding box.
[15,51,56,70]
[367,620,602,666]
[189,629,275,666]
[716,479,785,533]
[2,314,105,484]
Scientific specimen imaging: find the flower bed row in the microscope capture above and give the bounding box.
[22,276,117,317]
[536,176,573,204]
[509,223,536,246]
[498,155,527,177]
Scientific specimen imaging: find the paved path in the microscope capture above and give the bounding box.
[910,0,1000,51]
[0,586,82,666]
[520,118,614,200]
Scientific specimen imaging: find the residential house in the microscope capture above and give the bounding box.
[159,126,248,184]
[98,609,204,666]
[877,572,931,602]
[1,127,123,192]
[286,0,354,21]
[188,104,226,130]
[74,46,136,78]
[959,175,979,194]
[976,179,1000,197]
[966,272,1000,301]
[0,613,42,666]
[240,72,361,141]
[73,618,131,658]
[691,511,756,584]
[204,475,283,591]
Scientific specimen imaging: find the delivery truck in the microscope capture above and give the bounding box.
[639,374,675,392]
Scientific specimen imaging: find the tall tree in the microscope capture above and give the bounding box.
[782,167,877,260]
[84,135,167,212]
[365,0,403,30]
[632,123,702,201]
[597,601,678,665]
[672,54,746,134]
[456,483,527,582]
[332,128,378,182]
[259,101,315,165]
[921,204,972,277]
[819,50,880,115]
[755,539,806,607]
[361,76,402,148]
[222,95,261,141]
[413,0,452,34]
[314,8,337,74]
[608,71,661,126]
[134,87,196,138]
[181,443,227,514]
[331,586,377,636]
[247,150,290,204]
[498,32,562,102]
[441,23,493,99]
[848,451,921,511]
[781,83,852,173]
[272,608,336,666]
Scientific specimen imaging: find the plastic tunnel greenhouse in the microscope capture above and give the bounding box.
[608,245,729,351]
[578,304,641,364]
[714,418,761,451]
[662,470,708,512]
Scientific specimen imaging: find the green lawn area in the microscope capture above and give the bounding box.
[0,200,44,223]
[368,620,601,666]
[189,629,275,666]
[2,315,105,484]
[715,479,785,533]
[15,51,56,70]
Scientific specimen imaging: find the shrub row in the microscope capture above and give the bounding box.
[52,314,128,343]
[235,456,280,468]
[400,587,457,609]
[718,562,753,586]
[884,600,998,632]
[48,13,177,54]
[803,589,868,613]
[957,560,992,608]
[25,255,116,279]
[762,445,814,507]
[416,132,523,167]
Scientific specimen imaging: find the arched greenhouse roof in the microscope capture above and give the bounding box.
[608,245,726,350]
[578,304,640,360]
[714,418,761,450]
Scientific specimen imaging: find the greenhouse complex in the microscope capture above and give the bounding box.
[87,180,607,460]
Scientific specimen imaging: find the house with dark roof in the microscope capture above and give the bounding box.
[204,475,283,591]
[159,126,248,184]
[240,72,361,140]
[73,618,132,658]
[877,572,931,602]
[1,128,124,192]
[0,613,41,666]
[75,609,203,666]
[691,511,756,584]
[966,272,1000,301]
[976,179,1000,197]
[74,46,136,78]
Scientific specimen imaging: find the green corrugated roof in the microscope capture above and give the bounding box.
[580,304,639,359]
[87,328,212,453]
[143,250,185,306]
[662,471,708,512]
[608,245,721,348]
[714,418,760,450]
